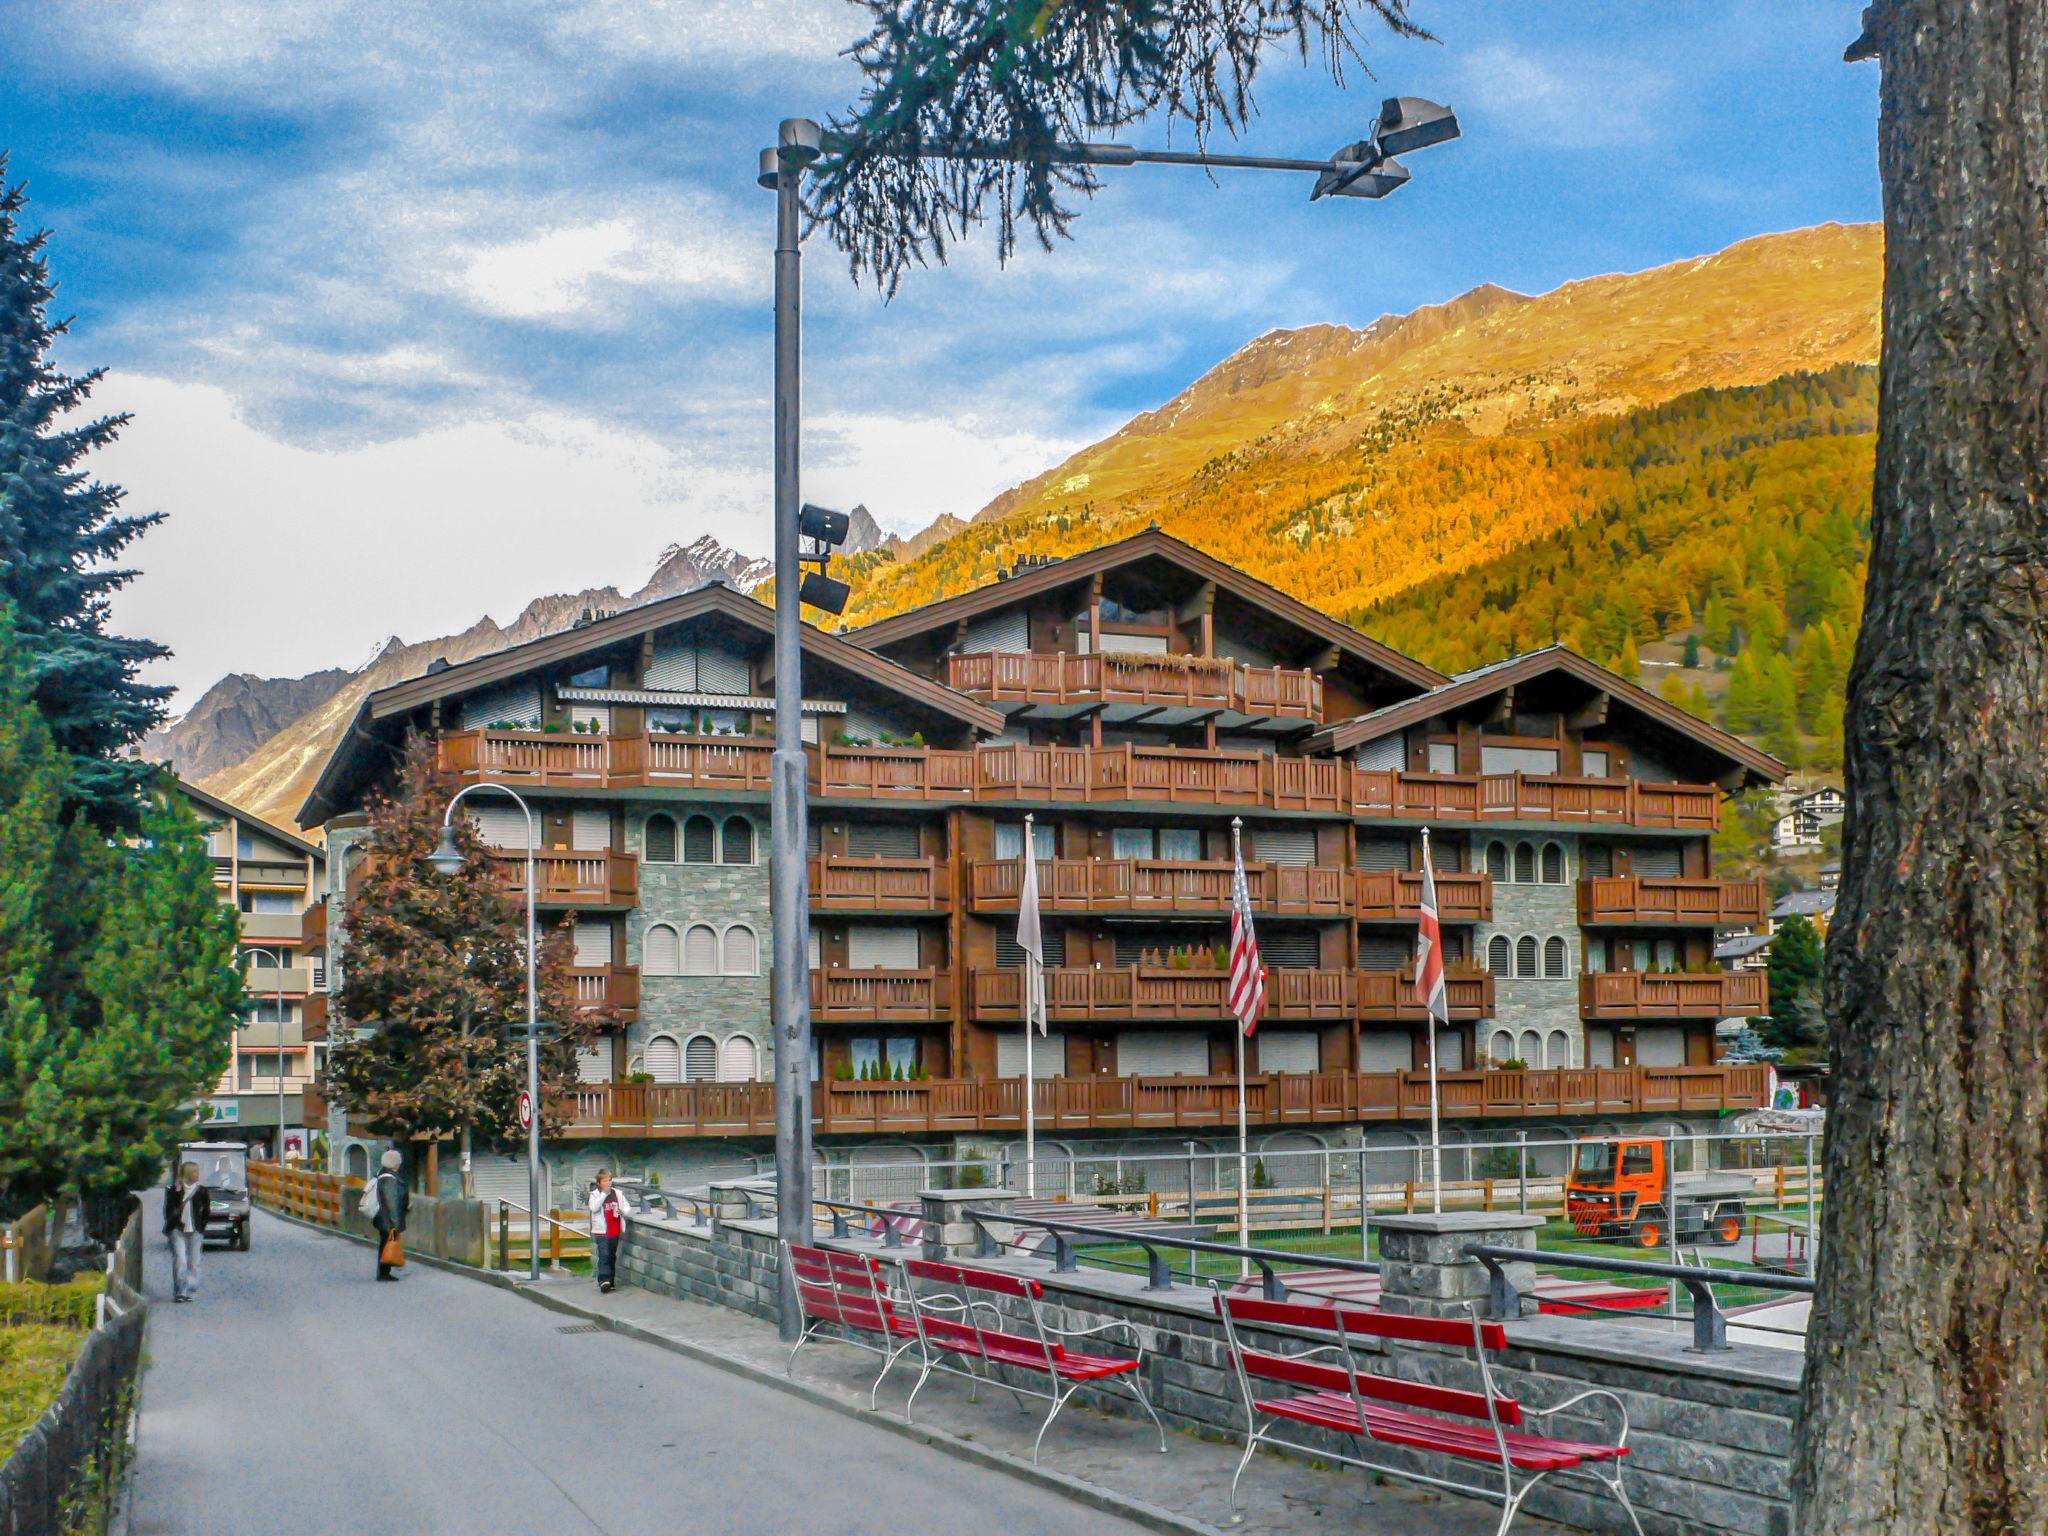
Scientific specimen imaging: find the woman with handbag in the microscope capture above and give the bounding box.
[587,1170,625,1294]
[371,1149,409,1281]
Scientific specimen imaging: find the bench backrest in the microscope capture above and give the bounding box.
[902,1256,1044,1300]
[1216,1293,1521,1428]
[897,1256,1060,1364]
[788,1242,895,1333]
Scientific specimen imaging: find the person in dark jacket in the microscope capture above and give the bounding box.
[371,1149,409,1281]
[163,1162,211,1302]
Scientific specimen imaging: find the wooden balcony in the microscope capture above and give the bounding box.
[809,854,950,913]
[570,963,640,1022]
[554,1063,1771,1139]
[1357,968,1495,1021]
[438,730,773,793]
[944,651,1322,722]
[1352,770,1721,830]
[243,964,313,997]
[237,859,309,889]
[810,968,951,1023]
[1580,969,1768,1019]
[302,994,329,1042]
[1355,869,1492,923]
[302,1081,329,1123]
[970,966,1356,1023]
[302,899,327,949]
[495,849,639,910]
[968,858,1352,917]
[1578,875,1768,927]
[238,910,306,944]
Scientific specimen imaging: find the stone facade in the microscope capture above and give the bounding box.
[1475,831,1585,1069]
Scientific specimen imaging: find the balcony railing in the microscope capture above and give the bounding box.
[1580,969,1768,1019]
[968,858,1352,917]
[970,966,1355,1023]
[570,963,641,1021]
[1353,770,1721,830]
[238,910,306,944]
[555,1063,1770,1138]
[243,965,313,997]
[1578,876,1768,927]
[495,849,639,908]
[1355,869,1492,923]
[810,968,951,1023]
[1357,968,1494,1021]
[944,650,1322,722]
[809,854,949,912]
[303,994,329,1042]
[236,859,310,889]
[302,899,327,949]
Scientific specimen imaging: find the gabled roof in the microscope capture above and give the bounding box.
[850,527,1447,693]
[173,778,327,861]
[297,582,1004,826]
[1771,889,1836,920]
[1311,645,1787,786]
[1715,933,1773,961]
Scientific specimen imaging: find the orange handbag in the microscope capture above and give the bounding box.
[379,1232,405,1267]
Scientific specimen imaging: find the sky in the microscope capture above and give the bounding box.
[0,1,1880,712]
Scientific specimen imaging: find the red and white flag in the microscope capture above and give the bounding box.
[1415,839,1451,1024]
[1228,844,1266,1036]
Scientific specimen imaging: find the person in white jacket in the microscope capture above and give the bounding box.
[588,1170,627,1293]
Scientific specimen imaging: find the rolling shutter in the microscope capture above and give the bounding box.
[1481,745,1560,775]
[1358,1032,1412,1073]
[1259,929,1319,969]
[646,636,696,690]
[1358,933,1412,972]
[1357,837,1410,872]
[470,805,533,850]
[469,1155,544,1207]
[645,1036,682,1082]
[721,926,758,975]
[847,925,919,969]
[1116,1031,1208,1077]
[1581,842,1614,878]
[995,926,1064,969]
[458,681,542,731]
[848,822,920,858]
[1258,1030,1319,1074]
[682,926,718,975]
[1433,1028,1466,1071]
[963,609,1029,654]
[696,644,750,694]
[573,925,613,966]
[683,1036,718,1081]
[571,809,610,851]
[644,925,680,974]
[575,1044,612,1083]
[1255,827,1315,868]
[1354,735,1406,772]
[718,1036,759,1081]
[1636,1025,1686,1067]
[995,1030,1063,1079]
[1632,843,1683,878]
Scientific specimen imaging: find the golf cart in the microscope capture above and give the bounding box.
[177,1141,252,1250]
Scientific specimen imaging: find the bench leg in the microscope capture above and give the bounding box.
[1598,1465,1646,1536]
[870,1337,914,1409]
[785,1319,819,1378]
[1492,1483,1531,1536]
[1116,1370,1168,1453]
[1227,1417,1271,1521]
[1031,1379,1081,1465]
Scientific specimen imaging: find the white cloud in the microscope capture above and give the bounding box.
[455,212,759,323]
[1454,44,1675,150]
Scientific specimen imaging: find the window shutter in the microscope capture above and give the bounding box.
[458,681,542,731]
[571,809,611,851]
[1258,1031,1319,1074]
[1632,843,1683,878]
[1540,843,1566,883]
[1513,843,1536,883]
[995,1030,1062,1079]
[1426,741,1458,774]
[646,637,696,690]
[1481,744,1561,775]
[469,805,532,850]
[1357,837,1410,873]
[645,1036,682,1083]
[721,926,758,975]
[683,925,718,975]
[1354,734,1405,772]
[848,822,920,858]
[717,1036,759,1081]
[1360,933,1413,972]
[696,644,750,694]
[573,924,613,967]
[1516,936,1538,976]
[1544,937,1569,978]
[1115,1031,1208,1077]
[683,1036,718,1082]
[682,816,716,863]
[644,925,680,974]
[847,925,918,970]
[1581,841,1614,878]
[720,817,755,864]
[1260,929,1319,969]
[645,815,677,863]
[575,1045,612,1083]
[962,609,1028,654]
[996,926,1064,969]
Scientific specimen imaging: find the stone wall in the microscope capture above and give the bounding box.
[1478,837,1586,1070]
[619,1213,782,1325]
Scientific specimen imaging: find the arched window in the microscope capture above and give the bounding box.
[682,815,717,864]
[1491,1030,1515,1065]
[721,924,758,976]
[1519,1029,1542,1066]
[718,1035,759,1082]
[644,923,680,975]
[683,1034,718,1082]
[1485,841,1509,881]
[1546,1029,1571,1068]
[645,1035,682,1083]
[1513,842,1536,884]
[1515,935,1538,977]
[721,816,755,865]
[682,924,718,975]
[1487,935,1512,974]
[1544,936,1569,978]
[644,814,677,863]
[1540,841,1565,884]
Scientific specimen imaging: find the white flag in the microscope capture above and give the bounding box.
[1017,822,1046,1036]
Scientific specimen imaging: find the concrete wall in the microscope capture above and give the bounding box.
[336,1188,489,1268]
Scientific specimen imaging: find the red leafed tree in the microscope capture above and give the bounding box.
[326,735,610,1181]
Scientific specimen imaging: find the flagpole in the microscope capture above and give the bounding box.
[1232,818,1251,1279]
[1423,825,1443,1215]
[1023,813,1038,1200]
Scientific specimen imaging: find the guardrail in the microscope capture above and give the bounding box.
[247,1161,349,1227]
[1462,1243,1814,1352]
[494,1200,589,1271]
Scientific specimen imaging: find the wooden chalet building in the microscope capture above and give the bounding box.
[299,532,1781,1196]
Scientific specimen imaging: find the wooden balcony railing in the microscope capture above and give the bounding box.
[1578,876,1768,927]
[236,859,310,889]
[810,968,951,1022]
[570,963,640,1021]
[1580,969,1768,1019]
[809,854,949,912]
[302,994,329,1042]
[302,898,327,950]
[556,1062,1771,1139]
[1352,770,1721,830]
[1355,869,1492,923]
[1357,968,1495,1021]
[970,966,1356,1023]
[239,910,306,944]
[944,651,1322,722]
[495,849,639,908]
[968,858,1352,917]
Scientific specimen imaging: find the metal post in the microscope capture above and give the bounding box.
[1517,1130,1528,1215]
[1804,1130,1817,1278]
[275,958,287,1167]
[768,119,819,1343]
[524,820,539,1284]
[1185,1140,1197,1226]
[1358,1144,1370,1263]
[1667,1134,1680,1318]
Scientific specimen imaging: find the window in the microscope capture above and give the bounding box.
[1581,749,1610,777]
[1519,1030,1542,1066]
[1157,827,1203,861]
[684,1035,719,1082]
[721,816,755,865]
[995,822,1056,861]
[1546,1029,1571,1067]
[1586,936,1609,972]
[719,1036,759,1081]
[1513,842,1536,884]
[644,814,678,863]
[568,664,609,688]
[645,1035,682,1083]
[644,923,680,974]
[1481,744,1560,775]
[1426,741,1458,774]
[1541,842,1566,884]
[1487,935,1512,974]
[1544,936,1570,978]
[1485,841,1509,881]
[682,815,717,863]
[1516,936,1538,977]
[1111,827,1153,860]
[1491,1030,1515,1064]
[1621,1145,1656,1178]
[722,925,758,976]
[682,924,718,975]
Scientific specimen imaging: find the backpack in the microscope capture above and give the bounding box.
[358,1173,383,1218]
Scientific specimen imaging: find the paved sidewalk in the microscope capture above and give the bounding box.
[523,1261,1574,1536]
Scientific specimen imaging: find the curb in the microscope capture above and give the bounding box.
[256,1206,1219,1536]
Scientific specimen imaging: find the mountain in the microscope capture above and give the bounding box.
[186,535,771,829]
[839,223,1881,629]
[145,668,356,783]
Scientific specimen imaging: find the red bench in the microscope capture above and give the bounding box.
[898,1257,1167,1463]
[783,1241,922,1406]
[1214,1292,1641,1536]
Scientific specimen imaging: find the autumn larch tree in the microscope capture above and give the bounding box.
[1796,5,2048,1532]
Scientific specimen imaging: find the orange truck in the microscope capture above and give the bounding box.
[1564,1137,1750,1248]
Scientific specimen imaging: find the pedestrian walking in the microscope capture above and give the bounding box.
[371,1149,409,1282]
[588,1170,626,1293]
[163,1161,210,1303]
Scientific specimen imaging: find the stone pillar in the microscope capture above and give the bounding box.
[918,1187,1021,1262]
[1375,1210,1543,1320]
[707,1177,773,1229]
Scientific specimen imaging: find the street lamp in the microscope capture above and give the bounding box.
[242,946,291,1164]
[757,101,1459,1340]
[429,782,543,1284]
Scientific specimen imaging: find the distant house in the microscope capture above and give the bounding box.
[1819,861,1841,890]
[1768,888,1836,938]
[1771,810,1823,851]
[1714,932,1774,973]
[1794,786,1846,820]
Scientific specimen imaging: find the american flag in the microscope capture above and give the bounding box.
[1228,843,1266,1036]
[1414,837,1451,1024]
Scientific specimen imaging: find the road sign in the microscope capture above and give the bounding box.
[516,1090,532,1130]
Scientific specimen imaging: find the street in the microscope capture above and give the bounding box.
[129,1211,1153,1536]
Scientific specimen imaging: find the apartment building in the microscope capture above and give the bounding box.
[172,780,328,1157]
[298,532,1783,1197]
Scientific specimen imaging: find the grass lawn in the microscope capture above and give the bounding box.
[0,1322,87,1451]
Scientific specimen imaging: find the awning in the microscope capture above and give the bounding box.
[556,686,846,715]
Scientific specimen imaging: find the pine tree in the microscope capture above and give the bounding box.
[1764,914,1824,1049]
[0,162,170,826]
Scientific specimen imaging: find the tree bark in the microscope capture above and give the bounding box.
[1797,4,2048,1532]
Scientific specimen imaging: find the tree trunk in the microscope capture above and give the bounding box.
[1796,4,2048,1532]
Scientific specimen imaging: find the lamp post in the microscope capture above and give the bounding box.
[428,782,542,1283]
[757,100,1459,1340]
[242,946,292,1163]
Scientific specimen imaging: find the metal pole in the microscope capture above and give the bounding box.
[1804,1130,1817,1278]
[524,803,539,1283]
[276,958,287,1168]
[768,119,819,1343]
[1667,1134,1680,1318]
[1517,1130,1528,1215]
[1358,1144,1370,1263]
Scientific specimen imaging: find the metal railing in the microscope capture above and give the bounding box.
[1463,1243,1814,1353]
[494,1199,589,1273]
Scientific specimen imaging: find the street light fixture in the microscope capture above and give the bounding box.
[757,100,1459,1340]
[242,946,291,1165]
[429,782,543,1283]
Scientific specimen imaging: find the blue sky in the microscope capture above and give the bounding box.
[1,1,1879,708]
